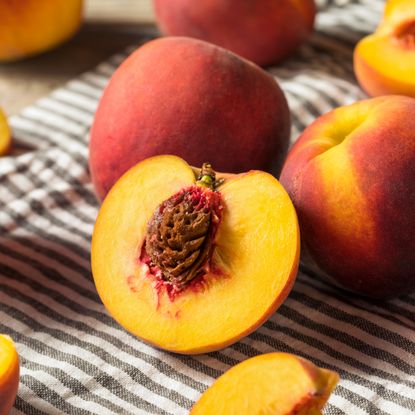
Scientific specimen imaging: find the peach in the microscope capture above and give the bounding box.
[280,95,415,299]
[89,36,290,200]
[354,0,415,97]
[0,0,83,62]
[91,155,299,354]
[153,0,316,67]
[190,353,339,415]
[0,108,11,156]
[0,335,19,415]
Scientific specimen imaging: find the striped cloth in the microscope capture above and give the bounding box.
[1,0,414,414]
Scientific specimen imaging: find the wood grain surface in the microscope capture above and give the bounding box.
[0,0,156,115]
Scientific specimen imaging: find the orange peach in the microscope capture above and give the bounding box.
[0,109,11,156]
[0,0,83,62]
[280,95,415,299]
[190,353,339,415]
[91,155,299,354]
[153,0,316,67]
[0,335,19,415]
[354,0,415,97]
[89,36,290,200]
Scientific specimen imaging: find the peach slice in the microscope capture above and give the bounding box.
[190,353,339,415]
[0,109,11,156]
[91,155,299,354]
[354,0,415,97]
[0,335,19,415]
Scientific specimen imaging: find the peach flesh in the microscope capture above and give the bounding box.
[91,155,300,353]
[0,335,19,415]
[395,20,415,48]
[190,353,339,415]
[0,109,11,156]
[354,0,415,97]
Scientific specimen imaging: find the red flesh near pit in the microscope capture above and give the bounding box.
[139,185,224,301]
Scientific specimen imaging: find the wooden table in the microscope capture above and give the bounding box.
[0,0,156,115]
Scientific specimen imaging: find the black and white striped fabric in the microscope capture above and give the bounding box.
[1,0,414,414]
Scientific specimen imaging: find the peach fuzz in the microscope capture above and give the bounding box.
[190,353,339,415]
[0,335,19,415]
[89,36,291,200]
[153,0,316,67]
[354,0,415,97]
[0,109,11,156]
[91,155,299,354]
[280,95,415,299]
[0,0,83,62]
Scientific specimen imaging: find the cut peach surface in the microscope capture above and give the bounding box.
[91,155,299,354]
[0,109,11,156]
[190,353,339,415]
[354,0,415,97]
[0,335,19,415]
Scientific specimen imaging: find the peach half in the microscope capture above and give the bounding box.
[0,335,19,415]
[0,108,11,156]
[0,0,83,62]
[354,0,415,97]
[280,95,415,299]
[190,353,339,415]
[91,155,299,354]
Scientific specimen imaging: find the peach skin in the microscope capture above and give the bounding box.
[153,0,316,67]
[91,155,300,354]
[190,353,339,415]
[0,0,83,62]
[280,95,415,299]
[354,0,415,97]
[0,108,11,156]
[0,335,19,415]
[89,36,290,200]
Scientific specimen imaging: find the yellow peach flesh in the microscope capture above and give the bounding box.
[354,0,415,96]
[190,353,339,415]
[0,109,11,156]
[92,155,299,354]
[0,335,19,415]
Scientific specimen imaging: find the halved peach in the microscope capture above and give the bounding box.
[354,0,415,97]
[91,155,299,354]
[0,108,11,156]
[190,352,339,415]
[0,335,19,415]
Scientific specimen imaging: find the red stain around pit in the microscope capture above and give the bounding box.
[134,185,227,305]
[126,275,140,293]
[139,243,225,304]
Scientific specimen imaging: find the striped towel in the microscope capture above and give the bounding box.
[1,0,414,414]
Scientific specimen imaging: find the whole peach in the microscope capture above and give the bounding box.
[0,0,83,62]
[153,0,316,67]
[89,37,290,200]
[280,96,415,299]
